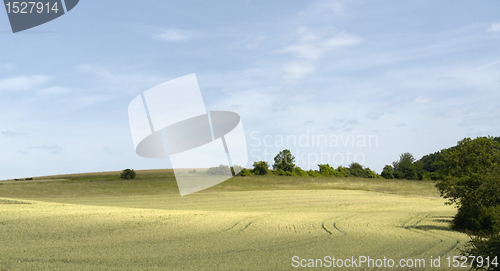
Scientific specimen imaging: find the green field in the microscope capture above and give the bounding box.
[0,171,470,270]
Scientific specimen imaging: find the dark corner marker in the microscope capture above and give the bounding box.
[4,0,79,33]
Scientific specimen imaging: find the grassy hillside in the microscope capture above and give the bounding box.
[0,169,441,199]
[0,171,469,270]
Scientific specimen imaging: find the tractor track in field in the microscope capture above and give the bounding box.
[321,215,356,235]
[400,213,462,257]
[225,215,270,233]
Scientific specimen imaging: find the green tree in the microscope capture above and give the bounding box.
[434,136,500,232]
[293,167,308,177]
[364,168,381,178]
[120,169,136,179]
[349,162,368,178]
[418,151,441,173]
[461,233,500,271]
[336,166,351,177]
[252,161,269,175]
[237,168,254,176]
[318,164,337,176]
[206,165,232,175]
[393,152,418,180]
[273,149,295,172]
[307,169,321,177]
[434,137,500,179]
[381,165,394,179]
[433,136,500,269]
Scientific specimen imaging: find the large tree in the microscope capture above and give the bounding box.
[381,165,394,179]
[392,152,418,180]
[273,149,295,172]
[252,161,269,175]
[434,136,500,232]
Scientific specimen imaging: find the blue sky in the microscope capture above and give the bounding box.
[1,0,500,179]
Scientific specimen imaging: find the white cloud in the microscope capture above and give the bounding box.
[321,33,362,48]
[282,61,315,82]
[28,145,63,151]
[154,28,193,42]
[246,35,265,49]
[38,86,71,95]
[0,75,51,91]
[0,63,15,73]
[299,0,348,18]
[281,43,323,61]
[411,95,432,104]
[2,131,26,137]
[289,95,314,103]
[277,26,362,84]
[488,22,500,32]
[77,64,164,94]
[279,27,362,61]
[365,111,384,120]
[323,1,346,16]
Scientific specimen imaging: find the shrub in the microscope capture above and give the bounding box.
[381,165,394,179]
[206,165,232,175]
[364,168,381,178]
[293,167,308,177]
[461,233,500,271]
[276,169,292,176]
[336,166,351,177]
[252,161,269,175]
[318,164,337,176]
[307,169,321,177]
[232,165,244,175]
[120,169,136,179]
[237,168,254,176]
[349,162,368,178]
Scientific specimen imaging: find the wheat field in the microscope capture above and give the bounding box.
[0,175,470,271]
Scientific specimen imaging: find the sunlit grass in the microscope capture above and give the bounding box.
[0,170,467,270]
[0,169,440,198]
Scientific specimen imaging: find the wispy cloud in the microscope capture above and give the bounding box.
[154,28,194,42]
[365,111,384,120]
[77,64,164,94]
[37,86,71,95]
[281,61,315,83]
[0,63,15,73]
[278,27,362,61]
[289,95,314,103]
[488,22,500,32]
[276,26,362,84]
[246,34,265,49]
[2,131,26,137]
[28,145,63,151]
[411,95,433,104]
[299,0,348,18]
[0,75,51,91]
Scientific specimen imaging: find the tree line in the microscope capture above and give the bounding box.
[234,149,381,179]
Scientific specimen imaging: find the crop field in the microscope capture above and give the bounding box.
[0,171,470,270]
